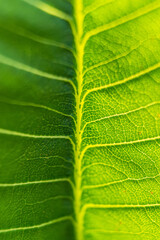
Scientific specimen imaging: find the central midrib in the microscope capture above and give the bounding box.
[73,0,84,240]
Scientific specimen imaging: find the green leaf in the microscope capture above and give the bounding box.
[0,0,160,239]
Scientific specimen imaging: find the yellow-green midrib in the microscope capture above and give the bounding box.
[73,0,85,239]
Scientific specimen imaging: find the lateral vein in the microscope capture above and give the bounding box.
[82,1,160,46]
[82,173,160,190]
[0,216,73,233]
[0,128,75,149]
[80,136,160,160]
[83,39,147,76]
[0,97,76,125]
[81,101,160,133]
[84,0,114,17]
[0,54,76,92]
[22,0,72,23]
[0,178,73,188]
[81,61,160,105]
[80,203,160,221]
[0,25,74,53]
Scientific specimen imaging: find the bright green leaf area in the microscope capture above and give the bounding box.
[0,0,160,239]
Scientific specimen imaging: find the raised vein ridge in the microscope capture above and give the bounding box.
[73,0,84,239]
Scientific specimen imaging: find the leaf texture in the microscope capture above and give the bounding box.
[0,0,160,240]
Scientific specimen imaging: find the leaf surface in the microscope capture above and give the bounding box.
[0,0,160,239]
